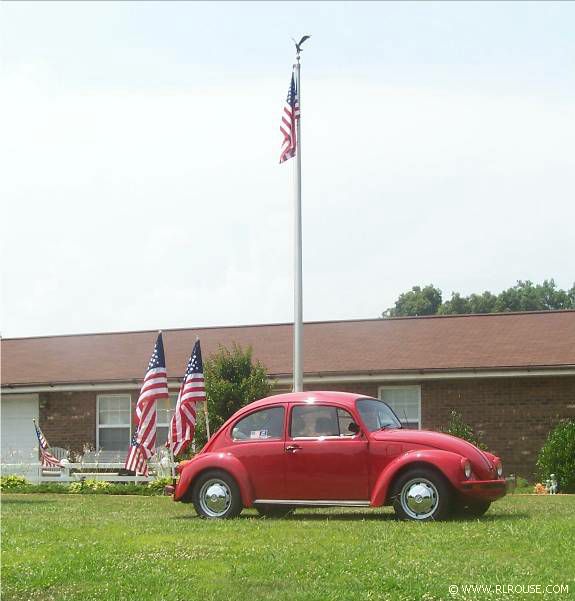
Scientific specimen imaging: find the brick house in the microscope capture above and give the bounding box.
[2,310,574,478]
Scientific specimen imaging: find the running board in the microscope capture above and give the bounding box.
[253,499,371,507]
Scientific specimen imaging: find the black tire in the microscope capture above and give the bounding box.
[255,504,295,518]
[391,467,453,522]
[192,470,243,519]
[455,500,491,518]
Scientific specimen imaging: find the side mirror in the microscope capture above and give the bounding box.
[348,422,361,434]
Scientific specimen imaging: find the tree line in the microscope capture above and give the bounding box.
[383,279,575,318]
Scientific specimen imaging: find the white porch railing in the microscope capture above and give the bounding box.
[1,461,176,484]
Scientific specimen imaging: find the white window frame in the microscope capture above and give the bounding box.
[378,385,422,429]
[96,394,132,452]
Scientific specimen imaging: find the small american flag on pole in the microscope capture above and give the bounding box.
[125,431,149,476]
[167,339,205,456]
[279,69,300,163]
[124,332,169,475]
[33,420,63,468]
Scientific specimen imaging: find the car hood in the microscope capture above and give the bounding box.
[371,429,496,478]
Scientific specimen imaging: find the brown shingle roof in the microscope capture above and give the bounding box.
[2,311,575,386]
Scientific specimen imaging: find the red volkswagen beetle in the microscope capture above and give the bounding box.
[172,392,506,521]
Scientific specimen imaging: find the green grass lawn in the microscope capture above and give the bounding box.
[1,494,574,601]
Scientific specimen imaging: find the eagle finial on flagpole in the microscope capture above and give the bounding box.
[292,35,311,61]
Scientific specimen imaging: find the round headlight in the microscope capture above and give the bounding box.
[497,462,503,478]
[464,461,472,479]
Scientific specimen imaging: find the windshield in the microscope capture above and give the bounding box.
[356,398,402,432]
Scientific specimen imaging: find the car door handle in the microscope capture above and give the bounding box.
[285,444,301,453]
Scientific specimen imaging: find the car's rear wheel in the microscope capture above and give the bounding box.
[192,470,243,519]
[255,504,295,518]
[455,500,491,518]
[391,467,452,521]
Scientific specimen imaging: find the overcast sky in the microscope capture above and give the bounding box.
[1,1,574,338]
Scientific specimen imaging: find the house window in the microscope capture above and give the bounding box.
[97,394,131,452]
[156,394,178,449]
[378,386,421,429]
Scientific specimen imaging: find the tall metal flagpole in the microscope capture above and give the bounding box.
[198,335,211,440]
[293,45,303,393]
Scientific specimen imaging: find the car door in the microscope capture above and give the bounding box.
[226,405,286,500]
[284,403,369,501]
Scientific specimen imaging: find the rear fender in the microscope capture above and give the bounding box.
[174,452,254,506]
[370,449,465,506]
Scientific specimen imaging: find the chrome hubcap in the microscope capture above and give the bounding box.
[199,479,231,517]
[400,478,439,520]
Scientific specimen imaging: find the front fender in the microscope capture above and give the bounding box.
[174,452,254,506]
[370,449,465,506]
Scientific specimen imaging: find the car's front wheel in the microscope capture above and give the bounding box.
[391,467,452,521]
[192,470,243,519]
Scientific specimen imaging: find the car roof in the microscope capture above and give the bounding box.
[239,391,365,414]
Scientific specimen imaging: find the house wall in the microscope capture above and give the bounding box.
[37,375,575,478]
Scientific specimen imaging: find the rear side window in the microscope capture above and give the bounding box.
[231,407,285,441]
[291,405,356,438]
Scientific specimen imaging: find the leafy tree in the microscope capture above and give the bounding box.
[193,344,272,449]
[438,292,471,315]
[440,291,498,315]
[384,279,574,317]
[382,285,442,317]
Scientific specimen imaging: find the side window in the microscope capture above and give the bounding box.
[231,407,285,441]
[291,406,357,438]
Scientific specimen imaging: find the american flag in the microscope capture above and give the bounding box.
[33,421,63,468]
[279,69,300,163]
[167,339,206,456]
[125,431,149,476]
[124,332,169,474]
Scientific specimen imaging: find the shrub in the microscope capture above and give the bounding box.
[536,420,575,493]
[69,479,113,494]
[68,482,83,494]
[147,476,172,493]
[2,478,172,496]
[441,410,487,450]
[85,479,113,492]
[0,475,29,491]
